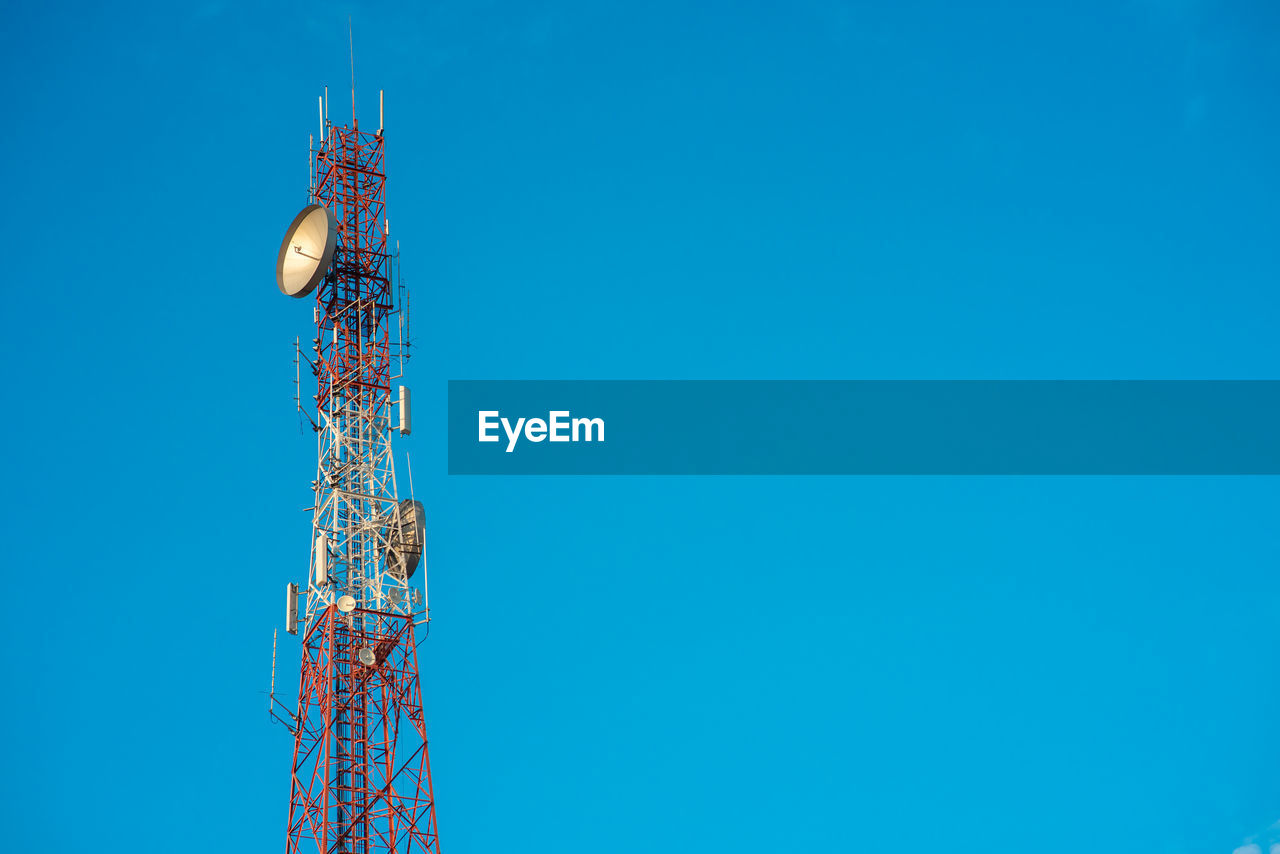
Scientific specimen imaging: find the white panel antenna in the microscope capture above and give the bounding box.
[315,533,329,586]
[398,386,411,436]
[285,583,300,635]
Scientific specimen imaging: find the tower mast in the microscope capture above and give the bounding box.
[276,86,440,854]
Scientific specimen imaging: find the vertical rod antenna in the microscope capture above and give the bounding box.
[406,452,416,508]
[348,16,356,125]
[405,452,426,619]
[270,627,278,712]
[379,89,384,134]
[396,241,405,376]
[294,337,303,432]
[399,240,409,358]
[318,96,325,142]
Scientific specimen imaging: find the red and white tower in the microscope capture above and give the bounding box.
[273,88,441,854]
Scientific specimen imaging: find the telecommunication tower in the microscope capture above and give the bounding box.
[270,83,441,854]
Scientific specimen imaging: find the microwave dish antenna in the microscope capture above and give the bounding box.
[383,499,426,579]
[276,204,336,298]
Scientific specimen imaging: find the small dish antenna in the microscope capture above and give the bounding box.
[357,647,376,667]
[336,595,357,614]
[387,589,405,605]
[276,204,336,298]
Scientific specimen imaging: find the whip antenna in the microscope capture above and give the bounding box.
[348,16,356,124]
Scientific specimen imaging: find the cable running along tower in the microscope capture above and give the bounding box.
[272,83,441,854]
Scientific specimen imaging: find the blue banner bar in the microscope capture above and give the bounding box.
[447,381,1280,475]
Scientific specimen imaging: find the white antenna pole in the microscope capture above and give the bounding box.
[427,545,437,617]
[348,16,356,125]
[294,337,302,420]
[318,96,324,142]
[406,452,415,507]
[379,89,384,134]
[405,452,426,618]
[270,627,278,712]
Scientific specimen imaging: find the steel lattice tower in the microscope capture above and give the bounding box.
[280,105,441,854]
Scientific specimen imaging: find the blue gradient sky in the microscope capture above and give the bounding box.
[2,2,1279,852]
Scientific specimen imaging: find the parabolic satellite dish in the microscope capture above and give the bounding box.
[357,647,376,667]
[336,594,357,614]
[276,204,336,298]
[383,499,426,580]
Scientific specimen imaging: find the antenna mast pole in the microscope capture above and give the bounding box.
[281,80,439,854]
[349,17,356,126]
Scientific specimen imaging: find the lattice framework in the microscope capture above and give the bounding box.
[285,117,439,854]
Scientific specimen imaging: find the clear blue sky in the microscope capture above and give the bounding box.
[3,2,1279,852]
